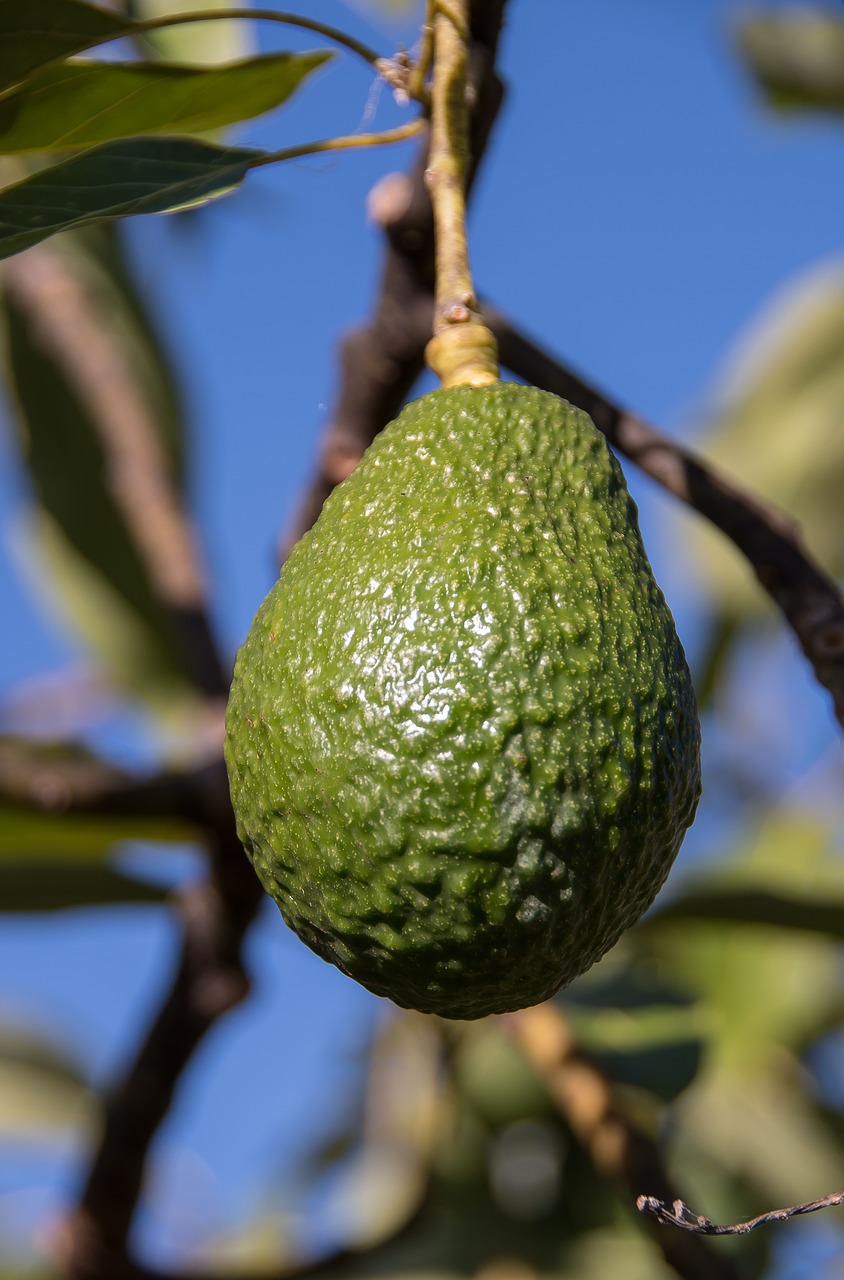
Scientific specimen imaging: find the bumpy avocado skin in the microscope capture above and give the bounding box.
[225,383,700,1019]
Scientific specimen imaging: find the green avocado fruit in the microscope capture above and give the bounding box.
[225,382,701,1019]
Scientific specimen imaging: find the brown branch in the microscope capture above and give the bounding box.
[511,1005,741,1280]
[638,1190,844,1237]
[486,309,844,730]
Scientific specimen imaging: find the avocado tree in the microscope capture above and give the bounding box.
[2,3,844,1279]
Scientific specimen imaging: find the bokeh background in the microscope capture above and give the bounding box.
[2,1,844,1277]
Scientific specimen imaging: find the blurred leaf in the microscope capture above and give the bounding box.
[0,0,127,94]
[0,1025,86,1087]
[563,971,705,1102]
[563,960,696,1012]
[0,137,262,258]
[0,804,193,863]
[555,1228,677,1280]
[738,13,844,117]
[685,264,844,620]
[674,1069,844,1215]
[130,0,254,65]
[648,887,844,940]
[0,803,193,909]
[0,52,332,154]
[644,812,844,1064]
[455,1023,552,1126]
[0,1024,93,1140]
[2,226,210,718]
[334,1013,445,1248]
[568,1007,704,1103]
[1,862,166,909]
[596,1039,701,1103]
[345,0,421,15]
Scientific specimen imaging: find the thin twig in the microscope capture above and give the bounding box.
[638,1190,844,1236]
[130,9,383,70]
[427,0,475,331]
[252,118,427,171]
[408,0,436,103]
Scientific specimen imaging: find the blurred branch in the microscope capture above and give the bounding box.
[4,244,228,701]
[487,312,844,731]
[638,1189,844,1236]
[59,855,263,1278]
[512,1005,741,1280]
[0,736,231,831]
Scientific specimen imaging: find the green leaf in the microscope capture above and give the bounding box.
[0,136,262,258]
[0,0,127,94]
[738,13,844,117]
[0,51,332,154]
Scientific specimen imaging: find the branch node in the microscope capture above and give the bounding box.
[426,321,499,388]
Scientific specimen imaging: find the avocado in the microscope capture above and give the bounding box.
[225,382,700,1019]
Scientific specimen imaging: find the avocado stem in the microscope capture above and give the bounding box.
[424,1,499,388]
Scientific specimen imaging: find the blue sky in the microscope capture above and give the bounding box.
[1,0,844,1270]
